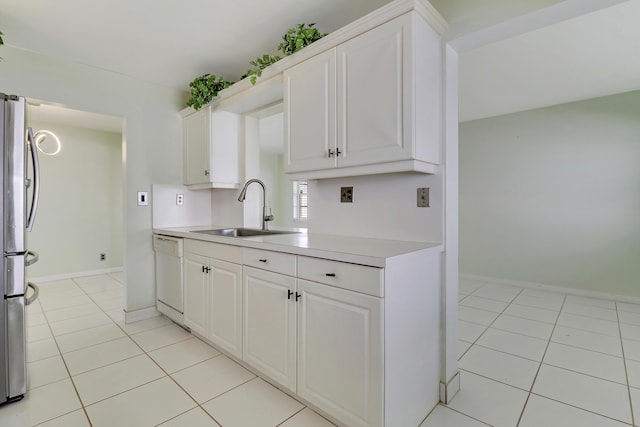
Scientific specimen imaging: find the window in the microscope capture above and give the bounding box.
[293,180,308,221]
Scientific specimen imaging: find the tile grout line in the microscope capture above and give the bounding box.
[514,291,567,427]
[32,277,205,425]
[37,277,215,426]
[616,301,637,427]
[457,285,527,361]
[36,280,95,427]
[425,404,493,426]
[71,278,217,426]
[69,275,315,426]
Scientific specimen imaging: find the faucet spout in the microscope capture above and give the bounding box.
[237,179,274,230]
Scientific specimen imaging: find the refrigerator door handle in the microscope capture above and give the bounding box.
[26,283,39,305]
[26,127,40,232]
[25,250,39,267]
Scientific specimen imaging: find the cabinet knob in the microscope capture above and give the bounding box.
[287,289,294,300]
[327,149,334,158]
[325,273,336,277]
[204,170,210,176]
[259,259,267,263]
[295,292,301,302]
[336,148,341,157]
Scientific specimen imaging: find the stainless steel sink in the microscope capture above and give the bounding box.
[192,228,300,237]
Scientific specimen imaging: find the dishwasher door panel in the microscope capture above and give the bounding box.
[155,250,184,313]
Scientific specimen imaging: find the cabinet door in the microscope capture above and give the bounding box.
[297,279,384,427]
[209,111,240,187]
[336,14,413,167]
[183,253,209,337]
[243,267,297,392]
[208,259,243,358]
[183,107,211,185]
[284,49,336,173]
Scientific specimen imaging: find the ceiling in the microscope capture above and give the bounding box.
[1,0,638,126]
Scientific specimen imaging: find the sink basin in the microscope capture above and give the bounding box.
[192,228,300,237]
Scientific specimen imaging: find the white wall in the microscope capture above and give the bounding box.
[1,46,186,313]
[27,121,123,278]
[459,90,640,297]
[308,172,443,243]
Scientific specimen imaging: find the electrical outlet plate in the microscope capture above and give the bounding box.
[341,186,353,203]
[417,188,430,207]
[176,194,184,205]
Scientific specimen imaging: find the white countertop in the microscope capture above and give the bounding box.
[153,225,443,268]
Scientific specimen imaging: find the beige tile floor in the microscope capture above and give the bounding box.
[2,273,639,426]
[1,273,333,427]
[424,278,640,427]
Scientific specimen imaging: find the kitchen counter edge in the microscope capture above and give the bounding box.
[153,226,443,268]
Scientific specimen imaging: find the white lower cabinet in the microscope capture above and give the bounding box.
[181,239,441,427]
[242,253,384,427]
[297,279,383,427]
[183,253,209,337]
[183,242,243,358]
[208,259,243,357]
[242,267,297,392]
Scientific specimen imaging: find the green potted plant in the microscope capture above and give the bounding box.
[186,73,233,110]
[243,54,282,85]
[185,22,329,103]
[278,23,327,56]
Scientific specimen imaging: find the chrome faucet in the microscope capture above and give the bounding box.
[237,179,274,230]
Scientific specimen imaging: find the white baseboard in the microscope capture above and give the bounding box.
[460,272,640,305]
[29,267,124,284]
[124,306,160,324]
[439,371,460,404]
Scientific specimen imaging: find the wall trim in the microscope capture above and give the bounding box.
[439,370,460,404]
[30,267,124,284]
[124,306,160,324]
[460,273,640,305]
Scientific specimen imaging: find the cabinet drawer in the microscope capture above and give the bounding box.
[184,239,242,264]
[243,248,296,276]
[297,257,384,297]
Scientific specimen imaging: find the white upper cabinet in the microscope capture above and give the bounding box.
[183,106,240,189]
[284,49,336,173]
[336,14,410,168]
[284,11,442,179]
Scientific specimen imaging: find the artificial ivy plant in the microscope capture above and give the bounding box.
[186,73,233,111]
[186,22,328,109]
[243,54,282,85]
[277,23,327,56]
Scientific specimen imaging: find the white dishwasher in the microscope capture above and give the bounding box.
[153,235,185,326]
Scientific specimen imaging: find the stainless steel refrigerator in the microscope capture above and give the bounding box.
[1,93,40,405]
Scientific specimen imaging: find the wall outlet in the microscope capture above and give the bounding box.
[417,188,430,207]
[99,253,106,261]
[340,186,353,203]
[176,194,184,205]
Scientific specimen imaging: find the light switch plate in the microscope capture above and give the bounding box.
[137,191,148,206]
